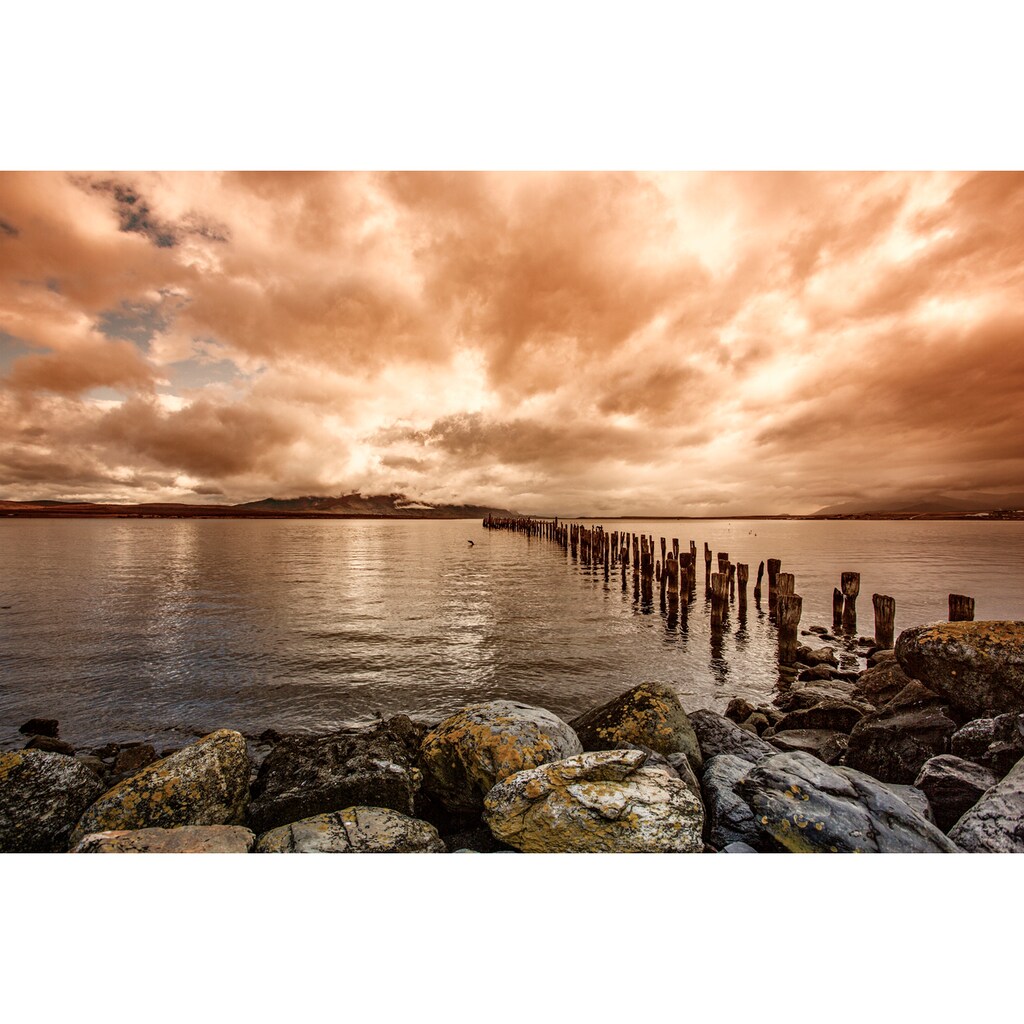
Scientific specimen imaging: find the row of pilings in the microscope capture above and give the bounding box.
[482,515,977,667]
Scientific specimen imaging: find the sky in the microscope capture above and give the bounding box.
[1,170,1023,515]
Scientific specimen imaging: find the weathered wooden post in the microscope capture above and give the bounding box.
[777,572,795,597]
[766,558,781,616]
[832,588,844,632]
[737,563,749,608]
[710,572,729,628]
[872,593,896,648]
[620,544,628,590]
[841,571,860,634]
[727,562,736,601]
[753,560,765,604]
[949,594,975,621]
[777,593,803,665]
[717,552,729,574]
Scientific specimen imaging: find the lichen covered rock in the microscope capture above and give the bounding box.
[420,700,582,813]
[0,750,105,852]
[483,749,704,853]
[736,751,957,853]
[69,729,250,846]
[256,806,446,853]
[701,754,768,851]
[895,621,1024,718]
[570,682,703,768]
[72,825,255,853]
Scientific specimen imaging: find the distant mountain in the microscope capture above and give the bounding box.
[0,492,517,520]
[813,491,1024,516]
[236,492,516,519]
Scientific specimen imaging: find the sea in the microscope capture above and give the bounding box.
[1,517,1022,752]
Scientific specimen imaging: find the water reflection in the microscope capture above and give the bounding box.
[1,517,1023,751]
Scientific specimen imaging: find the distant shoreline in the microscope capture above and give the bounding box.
[2,505,1021,522]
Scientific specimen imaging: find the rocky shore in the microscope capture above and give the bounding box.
[2,620,1022,854]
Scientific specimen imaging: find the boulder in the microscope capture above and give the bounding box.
[724,697,757,724]
[774,684,859,714]
[844,682,957,783]
[867,648,897,669]
[797,646,839,668]
[798,666,836,683]
[421,700,582,813]
[256,806,446,853]
[18,718,59,738]
[248,716,424,834]
[913,755,998,833]
[24,735,75,756]
[948,755,1024,852]
[70,729,250,846]
[0,750,105,852]
[570,682,702,768]
[72,825,255,853]
[895,621,1024,718]
[949,713,1024,778]
[774,699,869,734]
[721,841,759,853]
[770,729,849,765]
[736,751,957,853]
[689,709,774,766]
[701,754,768,851]
[483,749,704,853]
[853,661,917,707]
[113,744,158,775]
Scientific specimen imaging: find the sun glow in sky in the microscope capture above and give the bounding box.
[1,170,1023,514]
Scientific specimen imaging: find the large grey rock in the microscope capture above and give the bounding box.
[774,685,860,714]
[256,806,446,853]
[483,749,704,853]
[896,621,1024,718]
[736,751,957,853]
[949,713,1024,778]
[0,750,105,852]
[883,784,933,823]
[770,729,849,765]
[948,755,1024,852]
[248,716,424,835]
[570,682,702,768]
[72,825,255,853]
[914,755,998,833]
[70,729,250,847]
[844,682,957,783]
[420,700,582,813]
[701,754,766,851]
[689,709,774,767]
[797,646,839,668]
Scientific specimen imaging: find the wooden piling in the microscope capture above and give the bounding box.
[710,572,729,628]
[766,558,781,615]
[841,571,860,634]
[872,593,896,648]
[777,572,795,597]
[754,560,765,603]
[737,563,749,607]
[832,588,844,632]
[777,593,803,665]
[949,594,975,622]
[727,562,736,601]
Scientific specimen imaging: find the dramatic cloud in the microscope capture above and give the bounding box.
[1,170,1022,512]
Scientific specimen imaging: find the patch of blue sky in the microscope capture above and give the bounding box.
[0,331,41,374]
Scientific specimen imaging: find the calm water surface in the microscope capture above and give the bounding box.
[1,518,1021,751]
